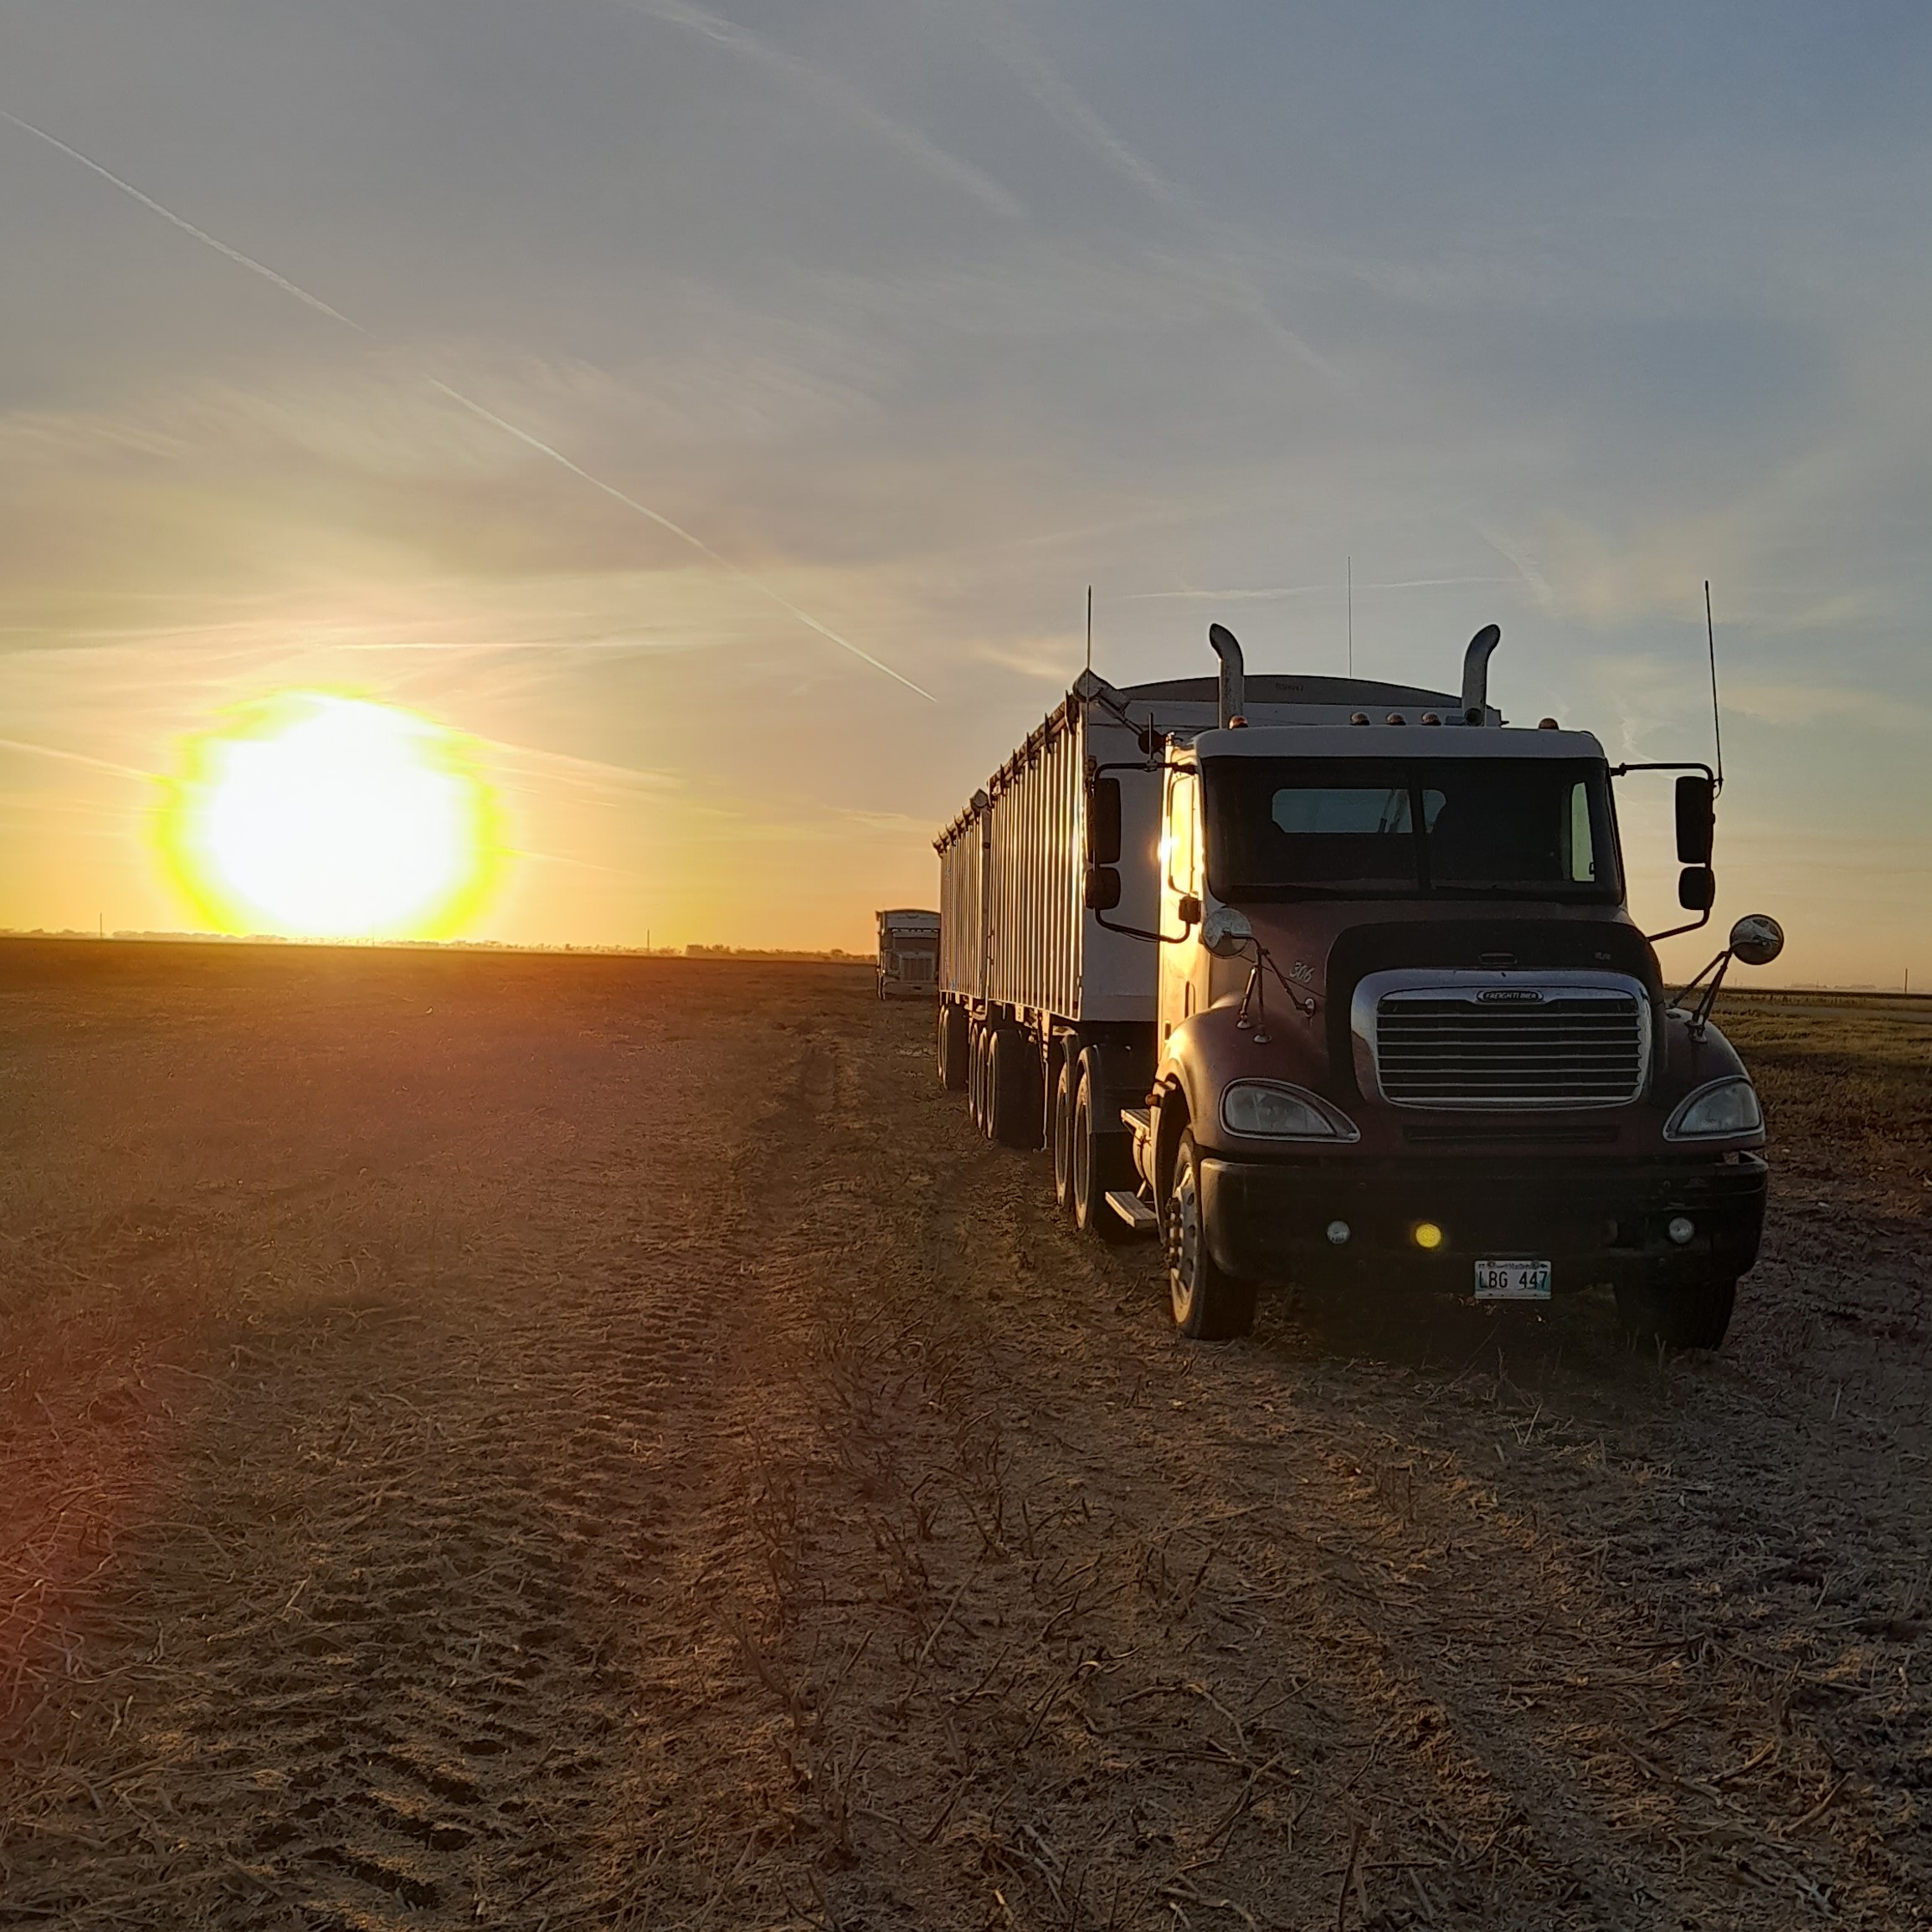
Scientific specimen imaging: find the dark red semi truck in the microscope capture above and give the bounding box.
[934,624,1781,1345]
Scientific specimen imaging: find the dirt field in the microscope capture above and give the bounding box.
[2,942,1927,1930]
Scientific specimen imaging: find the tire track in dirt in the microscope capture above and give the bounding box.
[0,985,867,1929]
[707,1005,1924,1929]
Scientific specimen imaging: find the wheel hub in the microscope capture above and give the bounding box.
[1169,1164,1200,1313]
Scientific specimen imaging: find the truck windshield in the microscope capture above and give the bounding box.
[1202,757,1620,902]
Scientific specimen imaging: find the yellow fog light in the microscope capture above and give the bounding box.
[1411,1220,1445,1251]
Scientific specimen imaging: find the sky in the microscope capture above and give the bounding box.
[3,0,1928,983]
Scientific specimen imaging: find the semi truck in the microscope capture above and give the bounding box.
[934,624,1781,1346]
[876,908,941,1000]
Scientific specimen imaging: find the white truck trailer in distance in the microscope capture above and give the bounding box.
[935,625,1782,1346]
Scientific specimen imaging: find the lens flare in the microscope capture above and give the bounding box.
[158,694,502,938]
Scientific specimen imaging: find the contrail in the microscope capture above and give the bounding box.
[0,734,152,780]
[0,107,934,701]
[927,12,1343,390]
[606,0,1025,224]
[0,109,367,334]
[426,381,933,698]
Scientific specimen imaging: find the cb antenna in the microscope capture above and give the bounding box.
[1705,578,1725,795]
[1086,584,1092,673]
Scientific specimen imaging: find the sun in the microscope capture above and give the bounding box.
[159,693,503,939]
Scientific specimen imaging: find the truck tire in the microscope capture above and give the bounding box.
[938,1002,969,1092]
[1071,1056,1134,1242]
[1615,1272,1736,1351]
[1051,1055,1077,1214]
[1165,1132,1258,1339]
[988,1029,1044,1149]
[969,1024,990,1134]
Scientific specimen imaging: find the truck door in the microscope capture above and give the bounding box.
[1159,767,1206,1045]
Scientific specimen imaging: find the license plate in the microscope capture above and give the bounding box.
[1473,1259,1551,1302]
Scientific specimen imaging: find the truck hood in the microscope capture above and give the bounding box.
[1224,900,1664,1097]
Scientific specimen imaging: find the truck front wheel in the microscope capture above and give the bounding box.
[1166,1133,1258,1340]
[1051,1056,1077,1214]
[1615,1271,1737,1351]
[1071,1057,1133,1242]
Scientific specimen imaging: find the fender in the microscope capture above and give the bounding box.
[1649,1011,1764,1148]
[1154,999,1343,1165]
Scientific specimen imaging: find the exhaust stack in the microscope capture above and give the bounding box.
[1460,624,1501,724]
[1208,623,1246,728]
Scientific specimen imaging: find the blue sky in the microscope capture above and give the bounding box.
[3,1,1927,979]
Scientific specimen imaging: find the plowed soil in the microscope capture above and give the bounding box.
[2,941,1928,1929]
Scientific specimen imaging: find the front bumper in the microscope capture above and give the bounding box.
[1199,1151,1766,1291]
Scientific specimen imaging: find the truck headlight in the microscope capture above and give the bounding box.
[1664,1077,1763,1141]
[1221,1081,1359,1142]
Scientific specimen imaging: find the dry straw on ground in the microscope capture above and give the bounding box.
[0,943,1927,1929]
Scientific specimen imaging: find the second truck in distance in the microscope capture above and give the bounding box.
[934,624,1780,1344]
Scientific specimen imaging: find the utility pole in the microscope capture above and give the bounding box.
[1346,557,1354,676]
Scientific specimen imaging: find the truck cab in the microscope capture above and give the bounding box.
[934,618,1778,1349]
[876,908,941,1000]
[1132,701,1771,1343]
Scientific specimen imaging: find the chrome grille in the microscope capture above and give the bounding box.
[1374,988,1646,1108]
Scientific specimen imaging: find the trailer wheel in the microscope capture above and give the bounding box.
[1071,1056,1133,1242]
[1166,1133,1257,1339]
[988,1030,1044,1149]
[969,1024,990,1134]
[1615,1272,1736,1351]
[937,1002,969,1092]
[1051,1056,1077,1214]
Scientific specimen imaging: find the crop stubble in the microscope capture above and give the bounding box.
[0,943,1927,1929]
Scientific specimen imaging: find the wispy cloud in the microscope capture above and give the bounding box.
[0,107,933,701]
[1116,575,1512,604]
[475,734,681,797]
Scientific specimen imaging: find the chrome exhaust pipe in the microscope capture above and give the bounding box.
[1460,624,1501,724]
[1208,623,1246,728]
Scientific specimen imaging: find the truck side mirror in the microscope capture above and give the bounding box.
[1087,776,1122,866]
[1675,774,1715,865]
[1729,913,1784,966]
[1084,865,1121,912]
[1678,865,1716,912]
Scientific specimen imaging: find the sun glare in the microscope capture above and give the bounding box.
[160,694,502,939]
